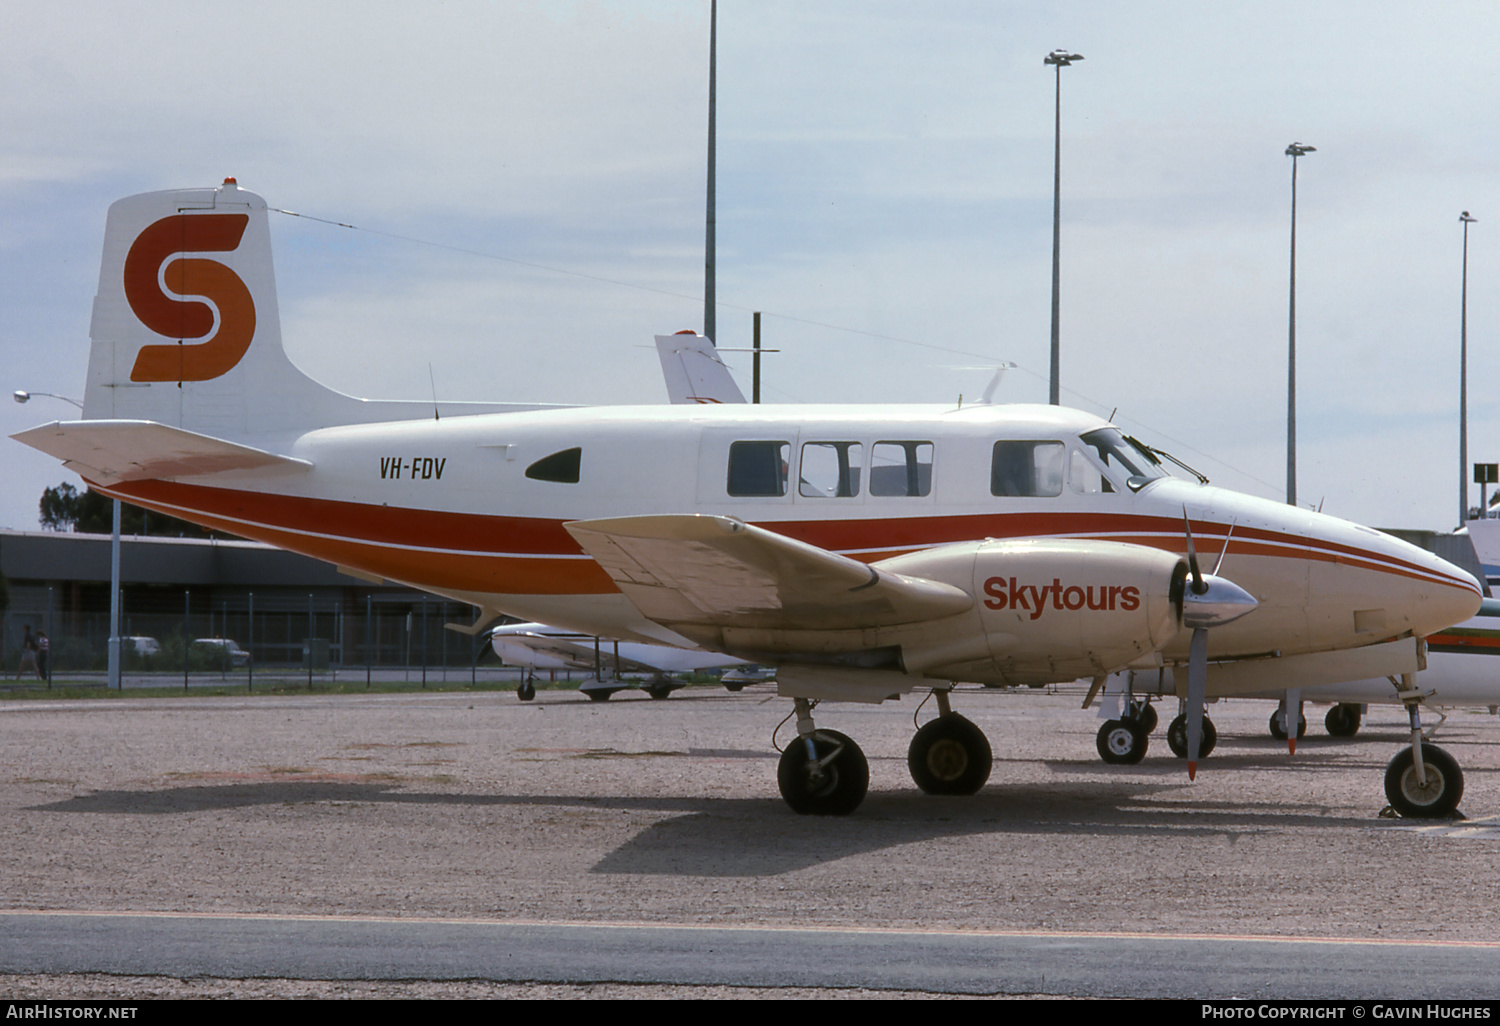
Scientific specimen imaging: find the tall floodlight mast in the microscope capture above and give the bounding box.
[704,0,717,343]
[1285,142,1314,507]
[1460,211,1477,527]
[1044,49,1082,405]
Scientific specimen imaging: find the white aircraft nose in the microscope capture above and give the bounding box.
[1344,532,1482,640]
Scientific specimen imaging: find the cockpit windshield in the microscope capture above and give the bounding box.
[1079,428,1167,492]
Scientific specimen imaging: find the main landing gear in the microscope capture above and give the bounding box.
[777,698,869,815]
[1167,711,1217,759]
[776,690,998,814]
[1383,674,1463,818]
[908,690,993,795]
[1324,703,1361,738]
[1096,699,1156,765]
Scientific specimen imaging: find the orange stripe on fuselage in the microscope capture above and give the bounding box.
[97,479,1475,599]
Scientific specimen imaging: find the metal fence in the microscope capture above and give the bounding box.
[2,589,502,681]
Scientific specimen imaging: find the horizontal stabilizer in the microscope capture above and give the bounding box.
[10,419,310,484]
[564,513,972,631]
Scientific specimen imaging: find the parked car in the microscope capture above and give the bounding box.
[192,638,249,666]
[122,636,160,657]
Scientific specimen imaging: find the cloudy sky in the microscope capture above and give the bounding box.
[2,1,1498,535]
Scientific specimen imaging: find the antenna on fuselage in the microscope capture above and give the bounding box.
[429,364,440,421]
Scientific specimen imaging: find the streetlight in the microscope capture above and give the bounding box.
[1045,48,1083,406]
[1460,211,1477,527]
[1285,142,1315,507]
[14,390,122,691]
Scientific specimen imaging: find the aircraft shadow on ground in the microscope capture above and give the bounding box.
[26,742,1441,878]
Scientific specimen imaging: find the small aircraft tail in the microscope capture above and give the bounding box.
[81,179,552,442]
[654,331,746,404]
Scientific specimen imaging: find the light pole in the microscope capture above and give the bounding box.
[1461,211,1477,527]
[13,390,120,689]
[704,0,717,343]
[1285,142,1315,507]
[1045,49,1082,406]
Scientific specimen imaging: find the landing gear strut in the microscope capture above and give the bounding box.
[777,698,869,815]
[1383,674,1463,818]
[908,690,992,794]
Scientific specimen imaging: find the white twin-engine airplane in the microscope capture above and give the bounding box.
[12,180,1484,817]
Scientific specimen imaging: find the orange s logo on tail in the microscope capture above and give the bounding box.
[124,214,256,382]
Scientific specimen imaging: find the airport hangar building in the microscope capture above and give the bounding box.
[0,526,1486,676]
[0,529,488,673]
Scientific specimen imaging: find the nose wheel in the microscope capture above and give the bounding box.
[1384,744,1463,818]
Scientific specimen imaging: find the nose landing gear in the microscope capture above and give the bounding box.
[1383,674,1463,818]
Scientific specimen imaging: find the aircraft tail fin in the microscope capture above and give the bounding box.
[654,332,746,405]
[83,179,560,442]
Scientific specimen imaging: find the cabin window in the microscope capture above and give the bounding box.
[1079,428,1166,491]
[1068,447,1114,494]
[799,442,863,498]
[991,441,1065,497]
[870,441,933,497]
[727,440,790,497]
[525,447,582,483]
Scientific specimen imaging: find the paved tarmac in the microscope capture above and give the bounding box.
[1,684,1497,998]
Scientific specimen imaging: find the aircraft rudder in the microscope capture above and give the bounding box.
[83,179,294,437]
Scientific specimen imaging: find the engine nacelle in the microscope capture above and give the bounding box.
[876,538,1185,685]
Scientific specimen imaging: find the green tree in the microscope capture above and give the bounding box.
[37,483,233,539]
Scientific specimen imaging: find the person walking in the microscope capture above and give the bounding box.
[35,631,50,682]
[14,625,38,679]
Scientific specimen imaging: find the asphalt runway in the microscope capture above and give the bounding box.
[1,684,1497,998]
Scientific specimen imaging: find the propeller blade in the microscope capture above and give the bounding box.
[1186,627,1209,779]
[1211,519,1237,577]
[1285,687,1300,756]
[1181,507,1205,594]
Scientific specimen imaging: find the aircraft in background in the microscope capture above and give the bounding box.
[654,331,746,405]
[13,181,1483,818]
[488,620,752,701]
[1090,580,1500,775]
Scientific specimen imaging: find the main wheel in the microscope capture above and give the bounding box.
[908,714,993,794]
[586,689,612,702]
[1325,703,1361,737]
[646,684,673,700]
[1384,744,1463,818]
[1096,719,1149,765]
[517,680,536,702]
[778,729,869,815]
[1167,714,1218,759]
[1125,703,1158,734]
[1268,709,1307,741]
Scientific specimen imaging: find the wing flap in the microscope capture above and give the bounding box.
[564,514,972,631]
[11,419,310,483]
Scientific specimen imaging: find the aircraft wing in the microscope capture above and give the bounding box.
[12,419,310,483]
[563,514,972,632]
